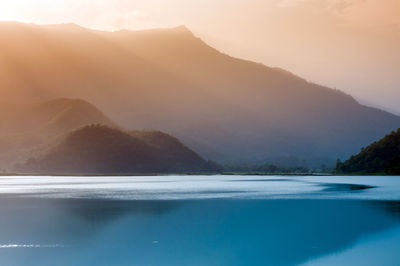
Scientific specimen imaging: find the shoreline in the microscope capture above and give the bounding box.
[0,172,396,177]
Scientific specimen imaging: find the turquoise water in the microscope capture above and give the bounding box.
[0,175,399,266]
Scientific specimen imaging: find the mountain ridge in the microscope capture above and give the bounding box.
[1,22,399,166]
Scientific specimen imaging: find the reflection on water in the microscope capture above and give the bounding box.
[321,183,375,192]
[0,197,399,266]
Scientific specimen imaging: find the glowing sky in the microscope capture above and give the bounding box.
[0,0,399,113]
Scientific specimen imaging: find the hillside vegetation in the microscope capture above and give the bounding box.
[19,125,218,174]
[336,129,400,175]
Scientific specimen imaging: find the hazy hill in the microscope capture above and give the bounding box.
[1,22,400,165]
[19,125,217,174]
[0,98,115,169]
[336,129,400,175]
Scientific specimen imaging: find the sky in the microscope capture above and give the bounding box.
[0,0,399,114]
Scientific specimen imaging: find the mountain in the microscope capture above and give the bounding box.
[19,125,218,174]
[0,98,115,169]
[1,22,400,165]
[336,129,400,175]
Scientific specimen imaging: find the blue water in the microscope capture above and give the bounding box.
[0,175,399,266]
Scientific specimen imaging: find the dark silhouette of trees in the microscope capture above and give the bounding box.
[335,128,400,175]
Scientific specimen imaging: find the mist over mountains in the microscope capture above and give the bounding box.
[1,22,399,167]
[0,98,115,169]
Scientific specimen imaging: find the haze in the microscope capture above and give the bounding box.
[0,0,399,113]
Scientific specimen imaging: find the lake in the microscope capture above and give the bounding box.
[0,175,399,266]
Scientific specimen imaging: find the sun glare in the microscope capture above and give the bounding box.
[0,1,26,22]
[0,3,12,20]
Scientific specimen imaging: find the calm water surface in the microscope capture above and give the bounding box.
[0,175,399,266]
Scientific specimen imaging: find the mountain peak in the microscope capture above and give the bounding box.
[172,25,191,32]
[165,25,195,37]
[112,24,195,39]
[44,23,84,30]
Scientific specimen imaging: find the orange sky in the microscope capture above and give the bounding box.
[0,0,399,113]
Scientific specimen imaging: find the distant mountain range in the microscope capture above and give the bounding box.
[336,129,400,175]
[19,124,217,174]
[1,22,400,167]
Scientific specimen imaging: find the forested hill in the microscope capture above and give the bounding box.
[19,125,219,174]
[336,129,400,175]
